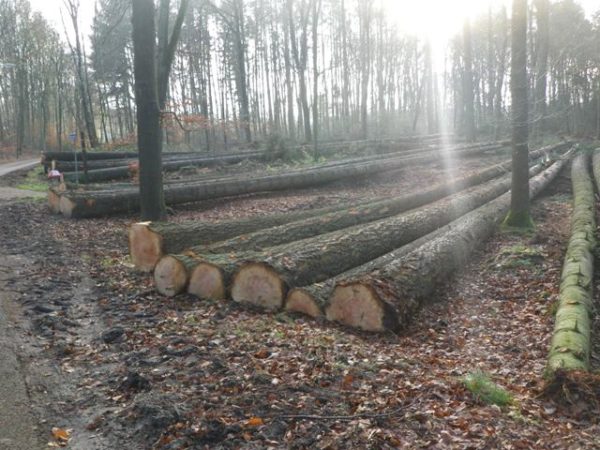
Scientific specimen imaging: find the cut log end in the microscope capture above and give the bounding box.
[285,288,323,318]
[326,283,398,333]
[154,256,188,297]
[188,262,226,300]
[230,262,286,311]
[129,222,164,272]
[48,189,61,214]
[58,196,76,218]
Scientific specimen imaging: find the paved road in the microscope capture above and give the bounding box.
[0,158,39,177]
[0,158,45,200]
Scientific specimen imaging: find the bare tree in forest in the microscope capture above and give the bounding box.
[209,0,251,142]
[157,0,190,110]
[288,0,312,142]
[311,0,321,157]
[462,19,476,141]
[64,0,99,148]
[533,0,549,143]
[504,0,532,228]
[358,0,373,139]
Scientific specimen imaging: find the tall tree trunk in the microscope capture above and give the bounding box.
[132,0,166,221]
[504,0,532,228]
[312,0,321,158]
[533,0,549,143]
[463,20,476,141]
[359,1,373,139]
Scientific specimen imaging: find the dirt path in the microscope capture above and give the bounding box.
[0,254,44,450]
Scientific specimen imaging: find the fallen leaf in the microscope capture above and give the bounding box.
[51,427,71,442]
[246,417,264,427]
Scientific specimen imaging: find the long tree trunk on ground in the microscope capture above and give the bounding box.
[222,161,543,310]
[57,141,508,218]
[503,0,532,228]
[326,150,573,332]
[131,139,546,271]
[132,0,166,221]
[547,152,596,374]
[197,142,562,255]
[61,151,266,183]
[154,155,549,302]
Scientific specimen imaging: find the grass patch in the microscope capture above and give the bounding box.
[16,166,48,192]
[494,243,545,269]
[462,371,514,407]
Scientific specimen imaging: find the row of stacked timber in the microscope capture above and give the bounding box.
[41,133,449,164]
[48,134,453,182]
[146,145,574,334]
[130,141,570,271]
[61,151,266,183]
[51,140,511,218]
[546,151,597,376]
[153,159,544,300]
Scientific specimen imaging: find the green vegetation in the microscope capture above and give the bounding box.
[462,371,514,407]
[495,243,545,269]
[16,166,48,192]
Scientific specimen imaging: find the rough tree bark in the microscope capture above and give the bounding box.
[58,141,505,218]
[156,156,554,303]
[326,150,573,332]
[503,0,532,228]
[547,152,596,374]
[132,0,166,221]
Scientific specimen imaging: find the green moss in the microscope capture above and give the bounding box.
[16,166,48,192]
[462,371,514,407]
[502,209,535,230]
[495,244,545,269]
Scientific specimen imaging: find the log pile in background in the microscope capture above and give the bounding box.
[547,152,596,374]
[53,140,511,219]
[45,133,452,182]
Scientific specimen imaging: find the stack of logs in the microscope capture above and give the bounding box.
[128,141,575,334]
[50,140,509,218]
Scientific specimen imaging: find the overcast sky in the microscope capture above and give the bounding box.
[29,0,600,47]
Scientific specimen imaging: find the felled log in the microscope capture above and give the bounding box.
[198,142,564,255]
[41,151,138,162]
[226,163,545,310]
[61,151,267,183]
[130,202,353,272]
[325,149,574,332]
[58,143,497,219]
[130,141,565,271]
[285,222,456,318]
[48,186,65,214]
[165,161,545,304]
[547,152,596,373]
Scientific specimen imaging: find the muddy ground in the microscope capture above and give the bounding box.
[1,152,600,449]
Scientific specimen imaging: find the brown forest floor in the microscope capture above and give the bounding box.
[1,155,600,449]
